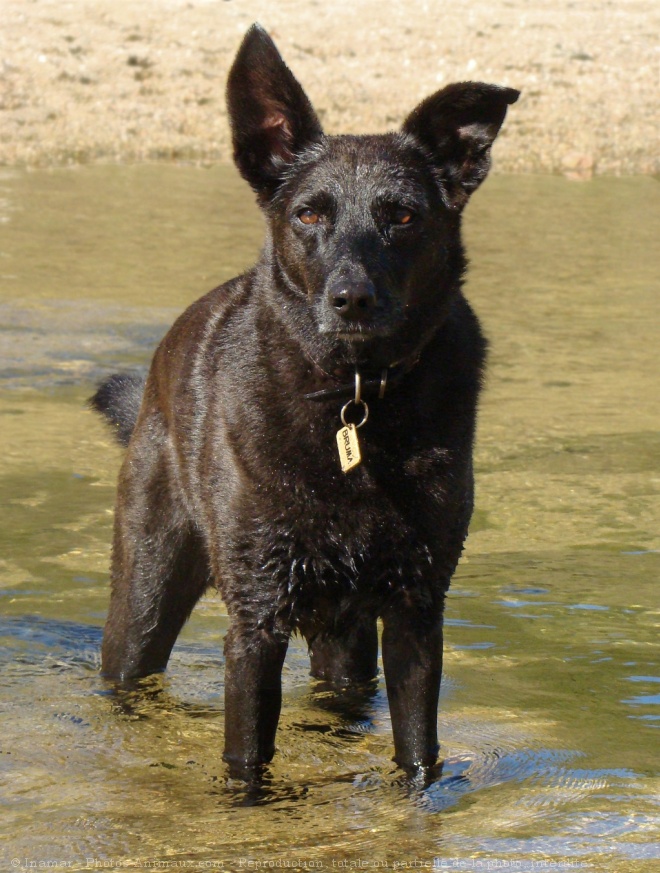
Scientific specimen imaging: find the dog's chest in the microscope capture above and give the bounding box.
[253,488,437,616]
[235,432,460,606]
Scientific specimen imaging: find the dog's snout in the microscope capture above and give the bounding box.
[328,280,377,321]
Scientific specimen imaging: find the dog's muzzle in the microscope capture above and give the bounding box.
[326,277,378,322]
[320,276,401,341]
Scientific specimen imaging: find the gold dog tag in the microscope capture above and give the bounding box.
[336,424,362,472]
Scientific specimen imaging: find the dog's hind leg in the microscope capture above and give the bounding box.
[302,616,379,688]
[102,526,209,683]
[101,437,210,682]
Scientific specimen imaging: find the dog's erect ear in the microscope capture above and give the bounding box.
[403,82,519,209]
[227,24,324,200]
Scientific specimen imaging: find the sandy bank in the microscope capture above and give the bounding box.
[1,0,659,177]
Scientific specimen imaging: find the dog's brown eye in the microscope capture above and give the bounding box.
[298,209,320,225]
[393,208,414,225]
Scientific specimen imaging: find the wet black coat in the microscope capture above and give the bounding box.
[92,24,518,779]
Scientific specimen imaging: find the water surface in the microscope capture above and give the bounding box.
[0,167,658,870]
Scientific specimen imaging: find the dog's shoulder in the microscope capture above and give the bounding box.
[164,273,253,349]
[151,272,257,380]
[418,293,488,399]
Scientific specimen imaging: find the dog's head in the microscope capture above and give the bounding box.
[227,24,518,370]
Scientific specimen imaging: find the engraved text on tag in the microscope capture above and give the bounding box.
[336,424,362,472]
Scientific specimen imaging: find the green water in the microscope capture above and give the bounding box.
[0,166,658,871]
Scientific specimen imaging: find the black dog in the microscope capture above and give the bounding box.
[92,24,518,779]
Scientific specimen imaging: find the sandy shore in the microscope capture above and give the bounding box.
[1,0,659,177]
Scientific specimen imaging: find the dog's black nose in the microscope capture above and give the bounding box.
[328,280,377,321]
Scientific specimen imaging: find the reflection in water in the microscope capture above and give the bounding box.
[0,167,658,868]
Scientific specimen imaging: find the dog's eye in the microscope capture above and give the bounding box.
[298,209,320,226]
[392,208,415,226]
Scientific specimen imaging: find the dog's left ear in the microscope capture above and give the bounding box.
[227,24,324,201]
[403,82,519,209]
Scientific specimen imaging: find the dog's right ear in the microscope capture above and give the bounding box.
[227,24,324,201]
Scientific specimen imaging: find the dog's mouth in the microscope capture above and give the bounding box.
[315,278,406,344]
[306,312,425,376]
[322,324,394,342]
[319,307,403,343]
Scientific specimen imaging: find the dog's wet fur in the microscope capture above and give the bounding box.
[91,24,518,780]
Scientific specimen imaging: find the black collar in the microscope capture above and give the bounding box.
[303,359,418,403]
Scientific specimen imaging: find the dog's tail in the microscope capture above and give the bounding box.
[89,372,145,447]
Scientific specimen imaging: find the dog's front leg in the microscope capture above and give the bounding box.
[222,622,289,779]
[381,602,444,775]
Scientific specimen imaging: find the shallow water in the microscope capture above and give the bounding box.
[0,166,658,871]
